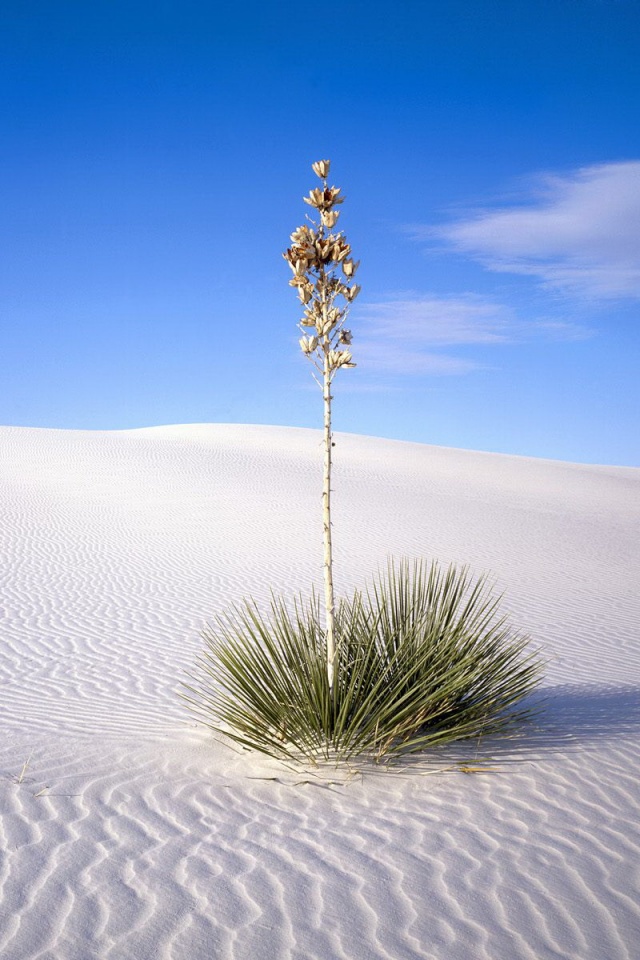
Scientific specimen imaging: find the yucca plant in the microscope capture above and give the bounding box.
[183,161,542,766]
[183,559,542,764]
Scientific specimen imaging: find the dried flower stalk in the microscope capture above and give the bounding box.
[284,159,359,692]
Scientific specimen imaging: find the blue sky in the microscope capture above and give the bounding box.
[2,0,639,465]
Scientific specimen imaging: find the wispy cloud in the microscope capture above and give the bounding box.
[358,295,514,345]
[355,294,588,378]
[424,161,640,299]
[355,294,508,376]
[356,341,479,376]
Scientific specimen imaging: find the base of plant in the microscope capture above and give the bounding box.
[183,559,543,765]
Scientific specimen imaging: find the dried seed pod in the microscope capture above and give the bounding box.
[303,186,344,211]
[328,349,355,369]
[332,240,351,262]
[312,159,331,178]
[342,258,359,278]
[321,209,340,228]
[299,336,319,355]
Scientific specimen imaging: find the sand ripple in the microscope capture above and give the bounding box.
[1,424,639,959]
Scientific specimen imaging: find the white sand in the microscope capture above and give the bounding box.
[1,422,639,960]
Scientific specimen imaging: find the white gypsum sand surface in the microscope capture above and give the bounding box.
[0,422,638,960]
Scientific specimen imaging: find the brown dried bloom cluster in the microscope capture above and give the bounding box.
[283,159,360,379]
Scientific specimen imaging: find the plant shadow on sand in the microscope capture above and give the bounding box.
[523,682,640,750]
[382,684,640,775]
[513,683,640,746]
[219,685,640,785]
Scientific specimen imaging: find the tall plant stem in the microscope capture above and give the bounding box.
[285,160,357,695]
[322,346,336,692]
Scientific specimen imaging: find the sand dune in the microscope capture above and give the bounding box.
[1,423,639,959]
